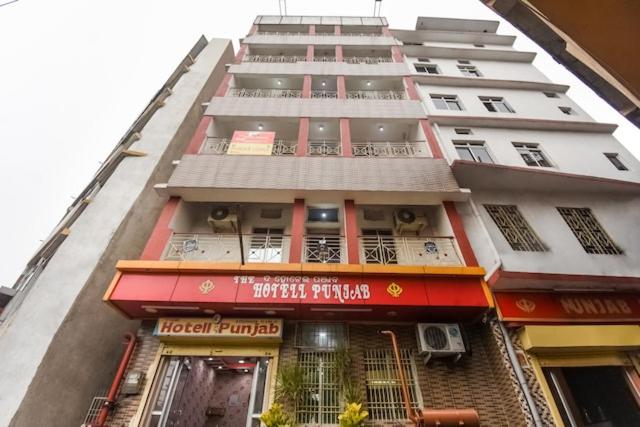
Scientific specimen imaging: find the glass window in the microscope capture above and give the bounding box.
[414,63,440,74]
[559,106,574,115]
[484,204,547,251]
[454,141,493,163]
[543,92,559,98]
[479,96,515,113]
[557,207,622,254]
[430,94,463,111]
[457,64,482,77]
[297,323,346,349]
[513,143,552,167]
[308,208,339,222]
[454,128,473,135]
[605,153,629,171]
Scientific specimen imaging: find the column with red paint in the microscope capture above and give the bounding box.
[289,199,306,263]
[344,200,360,264]
[140,197,181,260]
[443,201,478,267]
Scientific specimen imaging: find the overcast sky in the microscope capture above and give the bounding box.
[0,0,638,286]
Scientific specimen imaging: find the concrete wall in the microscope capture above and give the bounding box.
[436,125,640,182]
[418,84,592,122]
[406,56,550,83]
[459,191,640,278]
[1,39,234,427]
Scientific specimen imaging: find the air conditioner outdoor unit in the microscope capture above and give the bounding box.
[207,206,238,232]
[416,323,466,358]
[393,209,427,234]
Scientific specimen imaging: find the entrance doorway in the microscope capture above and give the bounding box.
[544,366,640,426]
[144,356,271,427]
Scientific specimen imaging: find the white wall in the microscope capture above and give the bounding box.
[465,191,640,277]
[436,125,640,182]
[418,84,592,122]
[406,56,550,83]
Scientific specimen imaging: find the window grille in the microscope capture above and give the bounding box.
[454,141,493,163]
[296,323,346,349]
[484,205,546,251]
[430,94,463,111]
[479,96,515,113]
[557,208,622,255]
[364,348,422,421]
[513,143,552,167]
[297,351,340,425]
[457,65,482,77]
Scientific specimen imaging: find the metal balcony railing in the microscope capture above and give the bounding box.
[311,90,338,99]
[200,137,297,156]
[341,32,384,37]
[344,56,393,64]
[312,56,337,62]
[359,236,463,266]
[255,31,308,36]
[163,233,291,263]
[346,90,407,100]
[303,235,345,264]
[243,55,307,63]
[308,140,342,156]
[351,141,429,157]
[228,88,303,98]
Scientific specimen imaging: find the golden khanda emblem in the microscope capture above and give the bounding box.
[516,298,536,313]
[199,280,215,295]
[387,282,403,298]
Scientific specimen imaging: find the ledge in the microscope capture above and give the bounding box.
[428,115,618,133]
[412,74,569,93]
[401,45,536,62]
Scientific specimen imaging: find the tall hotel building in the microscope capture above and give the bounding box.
[1,14,640,427]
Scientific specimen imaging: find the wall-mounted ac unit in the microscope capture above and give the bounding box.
[416,323,466,357]
[393,209,427,234]
[207,206,238,232]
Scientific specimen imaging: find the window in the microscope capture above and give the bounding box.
[364,348,422,421]
[605,153,628,171]
[543,92,559,98]
[473,43,485,48]
[297,323,346,349]
[559,106,574,115]
[403,41,422,46]
[557,207,622,254]
[513,143,552,167]
[248,228,284,263]
[457,64,482,77]
[479,96,515,113]
[417,57,431,62]
[308,208,339,222]
[454,141,493,163]
[297,351,340,424]
[454,128,473,135]
[457,59,471,64]
[430,94,464,111]
[414,63,440,74]
[484,205,546,251]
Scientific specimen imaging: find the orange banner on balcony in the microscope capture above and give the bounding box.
[495,291,640,323]
[228,130,275,155]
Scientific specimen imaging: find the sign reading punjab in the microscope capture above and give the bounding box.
[227,130,275,155]
[154,318,283,340]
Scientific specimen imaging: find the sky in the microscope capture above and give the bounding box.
[0,0,638,286]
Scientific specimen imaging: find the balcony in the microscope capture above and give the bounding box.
[359,235,462,266]
[351,141,429,157]
[228,88,303,98]
[200,137,297,156]
[243,54,307,63]
[308,139,342,156]
[312,56,337,62]
[303,235,346,263]
[346,90,407,100]
[344,56,393,64]
[310,89,338,99]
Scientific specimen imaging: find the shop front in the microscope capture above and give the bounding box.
[495,291,640,427]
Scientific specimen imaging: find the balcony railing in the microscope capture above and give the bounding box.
[359,236,463,266]
[308,140,342,156]
[200,137,297,156]
[344,56,393,64]
[303,235,345,263]
[346,90,407,100]
[163,233,291,263]
[311,90,339,99]
[341,32,384,37]
[228,88,303,98]
[313,56,337,62]
[243,55,307,63]
[351,141,429,157]
[255,31,383,37]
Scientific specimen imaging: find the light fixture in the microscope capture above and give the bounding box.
[366,80,372,87]
[321,212,327,218]
[265,310,276,315]
[277,79,282,85]
[321,80,326,87]
[318,124,324,131]
[258,124,263,130]
[208,357,214,361]
[217,366,223,370]
[244,369,249,373]
[378,125,384,132]
[239,360,245,364]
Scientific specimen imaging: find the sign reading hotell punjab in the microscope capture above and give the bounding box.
[227,130,275,155]
[154,318,283,340]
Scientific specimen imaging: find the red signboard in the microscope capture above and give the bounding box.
[108,272,488,320]
[495,291,640,323]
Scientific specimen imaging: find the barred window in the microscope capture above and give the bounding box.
[484,205,546,251]
[364,348,422,421]
[297,351,340,425]
[557,208,622,255]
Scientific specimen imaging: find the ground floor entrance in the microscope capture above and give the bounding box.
[144,355,272,427]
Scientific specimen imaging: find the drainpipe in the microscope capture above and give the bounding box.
[94,332,137,427]
[381,330,419,425]
[497,320,544,427]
